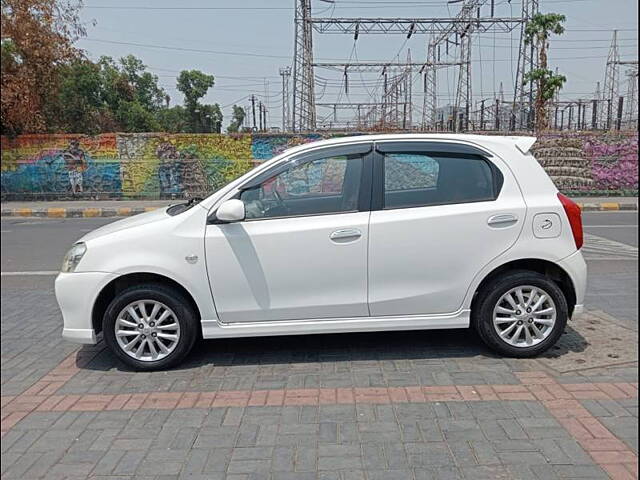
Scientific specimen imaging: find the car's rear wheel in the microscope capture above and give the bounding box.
[103,284,198,370]
[473,270,568,357]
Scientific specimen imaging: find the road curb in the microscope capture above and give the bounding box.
[1,202,637,218]
[577,202,638,212]
[1,206,160,218]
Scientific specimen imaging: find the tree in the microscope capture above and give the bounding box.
[200,103,223,133]
[156,105,189,133]
[49,59,104,133]
[1,0,88,134]
[524,13,567,132]
[176,70,215,132]
[227,105,246,133]
[119,55,166,112]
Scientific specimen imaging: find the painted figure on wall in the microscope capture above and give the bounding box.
[155,142,208,198]
[156,142,182,198]
[61,140,88,195]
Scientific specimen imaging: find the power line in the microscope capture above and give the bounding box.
[83,38,292,59]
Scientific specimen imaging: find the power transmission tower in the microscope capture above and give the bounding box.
[422,38,438,130]
[599,30,620,129]
[454,30,472,131]
[405,49,413,129]
[422,0,487,131]
[279,66,292,132]
[293,0,524,131]
[292,0,316,132]
[512,0,539,131]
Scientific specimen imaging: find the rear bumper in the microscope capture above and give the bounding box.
[55,271,117,344]
[557,250,588,317]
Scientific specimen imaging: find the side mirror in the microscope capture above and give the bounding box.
[216,199,245,223]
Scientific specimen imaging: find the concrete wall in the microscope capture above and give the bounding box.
[1,132,637,200]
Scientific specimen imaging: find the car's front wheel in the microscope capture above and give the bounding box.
[473,270,568,357]
[103,284,198,370]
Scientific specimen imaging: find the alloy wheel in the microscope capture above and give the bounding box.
[114,300,181,362]
[492,285,557,348]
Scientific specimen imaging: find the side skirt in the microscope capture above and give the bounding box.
[200,310,470,339]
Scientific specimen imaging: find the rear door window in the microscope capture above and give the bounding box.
[382,152,500,209]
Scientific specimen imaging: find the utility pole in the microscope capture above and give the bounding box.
[251,95,257,131]
[263,103,268,131]
[625,66,639,130]
[279,66,291,132]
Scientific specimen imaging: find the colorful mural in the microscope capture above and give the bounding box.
[1,134,121,199]
[1,132,637,199]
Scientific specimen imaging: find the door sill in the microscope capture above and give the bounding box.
[201,310,470,339]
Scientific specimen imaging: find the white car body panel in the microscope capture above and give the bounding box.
[205,212,370,322]
[54,133,587,346]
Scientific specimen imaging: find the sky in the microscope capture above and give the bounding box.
[76,0,639,128]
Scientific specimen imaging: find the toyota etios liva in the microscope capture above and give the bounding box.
[56,135,587,370]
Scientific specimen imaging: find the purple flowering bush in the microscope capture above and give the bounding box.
[583,136,638,192]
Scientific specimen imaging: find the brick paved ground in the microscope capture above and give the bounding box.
[1,278,638,479]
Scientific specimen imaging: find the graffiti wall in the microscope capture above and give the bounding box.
[1,132,637,200]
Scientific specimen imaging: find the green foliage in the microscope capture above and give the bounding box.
[524,69,567,101]
[199,103,223,133]
[114,100,161,132]
[119,55,166,111]
[177,70,215,109]
[48,59,103,133]
[156,105,188,133]
[523,12,566,131]
[42,54,172,133]
[3,24,225,135]
[524,13,566,44]
[176,70,219,133]
[227,105,246,133]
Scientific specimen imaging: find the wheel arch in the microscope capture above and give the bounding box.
[92,272,202,335]
[470,258,577,320]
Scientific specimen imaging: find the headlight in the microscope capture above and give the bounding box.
[61,243,87,272]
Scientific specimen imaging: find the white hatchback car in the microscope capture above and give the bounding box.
[56,134,587,370]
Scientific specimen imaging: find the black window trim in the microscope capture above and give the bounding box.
[371,141,503,212]
[210,142,374,223]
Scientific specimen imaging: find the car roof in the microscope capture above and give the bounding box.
[279,133,537,157]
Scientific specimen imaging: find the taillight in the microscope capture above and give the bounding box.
[557,193,584,250]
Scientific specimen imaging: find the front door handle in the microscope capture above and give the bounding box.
[330,228,362,241]
[488,214,518,228]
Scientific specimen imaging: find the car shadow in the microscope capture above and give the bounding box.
[78,328,493,373]
[540,323,589,358]
[76,324,590,373]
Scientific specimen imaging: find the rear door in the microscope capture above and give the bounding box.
[368,141,526,316]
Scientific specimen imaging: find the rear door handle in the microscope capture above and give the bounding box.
[487,214,518,228]
[330,228,362,241]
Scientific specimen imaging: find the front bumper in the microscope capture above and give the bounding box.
[55,271,117,344]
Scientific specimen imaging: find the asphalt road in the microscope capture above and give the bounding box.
[1,210,638,328]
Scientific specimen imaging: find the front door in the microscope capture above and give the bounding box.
[205,143,373,323]
[368,141,527,316]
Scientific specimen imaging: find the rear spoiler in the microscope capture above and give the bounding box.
[511,136,537,154]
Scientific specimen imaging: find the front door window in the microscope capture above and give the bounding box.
[240,154,363,219]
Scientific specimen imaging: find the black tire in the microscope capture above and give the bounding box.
[103,283,198,371]
[472,270,568,357]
